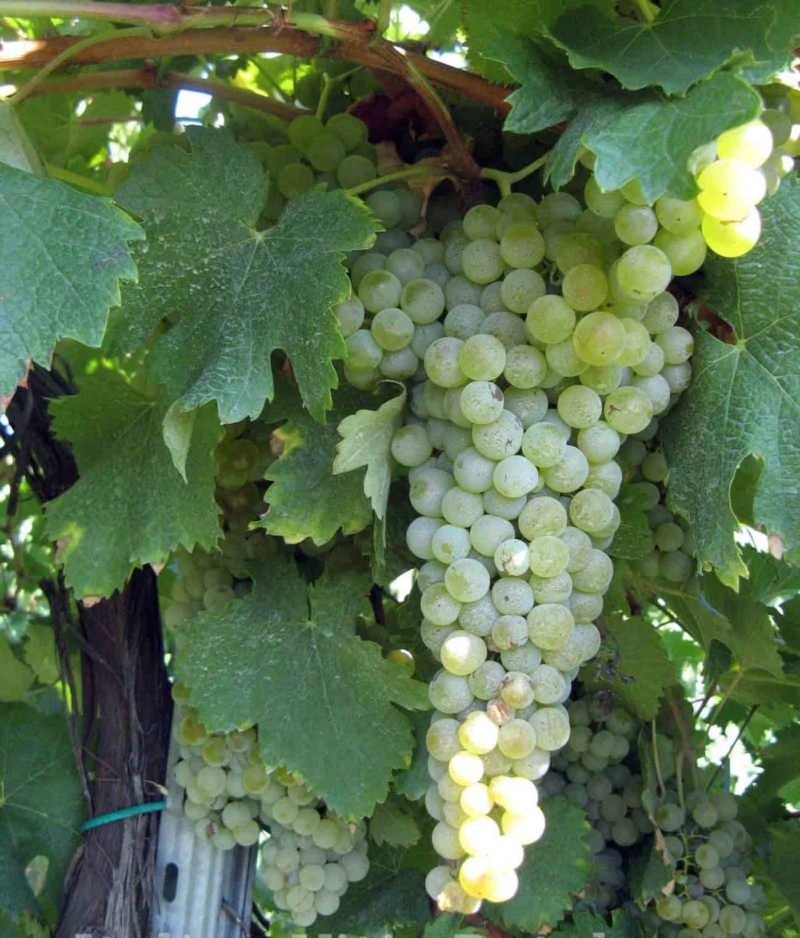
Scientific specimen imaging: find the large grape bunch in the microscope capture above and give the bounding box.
[171,690,369,928]
[360,166,701,911]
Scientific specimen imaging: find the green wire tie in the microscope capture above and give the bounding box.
[81,801,167,834]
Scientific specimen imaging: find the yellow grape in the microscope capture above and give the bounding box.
[702,209,761,258]
[501,806,546,845]
[459,816,502,855]
[480,867,519,903]
[460,782,494,817]
[449,751,485,786]
[716,120,773,168]
[697,159,767,221]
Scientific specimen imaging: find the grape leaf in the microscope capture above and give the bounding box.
[584,615,675,720]
[22,626,59,687]
[0,703,83,921]
[462,0,615,82]
[0,103,43,175]
[767,821,800,927]
[176,556,430,819]
[0,163,142,404]
[111,128,379,424]
[628,835,675,904]
[307,843,430,938]
[45,372,221,599]
[393,709,432,802]
[369,796,421,847]
[486,37,760,198]
[0,639,35,703]
[609,484,656,561]
[549,0,797,96]
[19,92,137,165]
[257,382,373,545]
[662,178,800,587]
[423,914,467,938]
[486,798,591,931]
[644,570,784,677]
[334,383,406,523]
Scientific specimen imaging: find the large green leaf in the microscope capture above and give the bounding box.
[46,372,221,598]
[549,0,797,96]
[553,909,643,938]
[486,797,590,931]
[111,128,379,423]
[258,382,373,545]
[662,178,800,586]
[584,615,675,720]
[0,703,83,922]
[0,163,142,404]
[176,556,430,819]
[0,639,35,703]
[486,36,760,197]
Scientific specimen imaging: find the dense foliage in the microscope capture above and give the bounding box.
[0,2,799,937]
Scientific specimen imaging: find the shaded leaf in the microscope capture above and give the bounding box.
[369,796,421,847]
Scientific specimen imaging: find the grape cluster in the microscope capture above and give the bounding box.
[171,689,369,928]
[617,441,695,585]
[684,96,798,259]
[542,697,650,913]
[647,791,767,938]
[376,174,699,911]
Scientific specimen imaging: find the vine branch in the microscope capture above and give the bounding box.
[0,25,510,112]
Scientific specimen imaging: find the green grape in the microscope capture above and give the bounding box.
[445,304,486,340]
[538,191,582,228]
[463,204,501,240]
[401,278,446,325]
[621,178,652,205]
[719,905,747,935]
[459,381,504,425]
[334,294,366,337]
[504,344,547,388]
[562,264,609,312]
[616,319,652,367]
[528,535,570,578]
[604,386,654,434]
[632,340,666,376]
[326,112,368,151]
[580,364,623,395]
[307,133,347,172]
[288,115,325,152]
[380,347,418,379]
[337,154,376,189]
[459,333,507,381]
[371,307,414,350]
[584,177,626,218]
[572,311,626,366]
[702,209,761,258]
[440,630,488,675]
[527,295,577,344]
[546,338,590,377]
[350,251,386,290]
[358,269,403,313]
[500,223,546,269]
[555,232,605,274]
[653,801,685,832]
[656,196,705,234]
[462,239,505,284]
[542,446,590,494]
[557,384,603,429]
[386,247,426,285]
[615,245,672,302]
[345,329,382,370]
[693,801,719,828]
[654,228,707,275]
[642,291,679,334]
[577,422,620,463]
[614,203,658,245]
[493,455,539,498]
[657,325,694,364]
[518,495,568,540]
[278,162,316,199]
[472,411,524,460]
[366,190,403,227]
[528,706,571,751]
[501,268,546,314]
[425,337,467,388]
[498,719,538,759]
[569,488,615,535]
[683,900,712,929]
[527,603,574,650]
[696,843,720,869]
[570,549,613,593]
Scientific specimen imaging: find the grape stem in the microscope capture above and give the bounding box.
[706,703,758,791]
[45,163,114,196]
[675,748,686,813]
[481,150,552,197]
[376,0,392,35]
[7,26,152,105]
[315,65,363,120]
[633,0,659,24]
[347,163,449,196]
[651,718,667,800]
